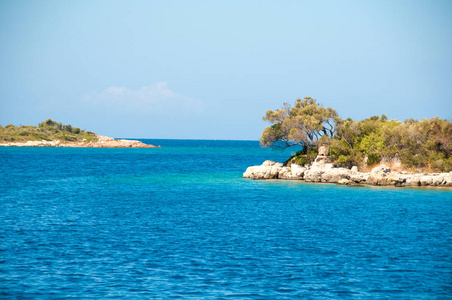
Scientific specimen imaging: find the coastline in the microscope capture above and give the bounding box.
[0,135,161,148]
[243,155,452,188]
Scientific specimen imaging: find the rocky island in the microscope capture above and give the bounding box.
[245,97,452,188]
[0,119,160,148]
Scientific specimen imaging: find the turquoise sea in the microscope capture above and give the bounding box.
[1,139,451,299]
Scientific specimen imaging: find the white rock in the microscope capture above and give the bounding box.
[350,172,369,183]
[262,160,283,167]
[243,161,283,180]
[338,178,350,185]
[278,165,306,180]
[367,165,392,185]
[243,156,452,188]
[291,164,306,177]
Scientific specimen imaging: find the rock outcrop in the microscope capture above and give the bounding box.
[242,160,284,179]
[366,165,392,185]
[303,154,351,183]
[243,155,452,188]
[278,164,307,180]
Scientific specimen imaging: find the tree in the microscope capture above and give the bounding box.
[260,97,341,151]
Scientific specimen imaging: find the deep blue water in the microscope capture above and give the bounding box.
[0,139,451,299]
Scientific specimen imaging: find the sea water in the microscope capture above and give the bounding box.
[0,140,451,299]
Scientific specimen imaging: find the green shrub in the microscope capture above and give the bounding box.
[33,132,50,140]
[284,151,309,166]
[61,135,76,141]
[63,125,72,133]
[293,155,308,166]
[335,155,355,168]
[367,154,381,165]
[441,157,452,172]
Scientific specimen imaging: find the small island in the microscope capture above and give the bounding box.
[0,119,160,148]
[244,98,452,188]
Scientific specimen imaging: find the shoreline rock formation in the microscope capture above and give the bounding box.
[0,135,160,148]
[243,153,452,188]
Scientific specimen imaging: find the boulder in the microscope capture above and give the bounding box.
[304,155,365,184]
[386,172,407,186]
[350,172,369,183]
[338,178,351,185]
[304,169,324,182]
[262,160,283,167]
[321,168,352,183]
[366,165,392,185]
[243,160,309,180]
[243,161,283,180]
[291,164,306,178]
[404,175,422,187]
[305,155,338,182]
[278,164,306,180]
[277,167,291,179]
[305,167,352,183]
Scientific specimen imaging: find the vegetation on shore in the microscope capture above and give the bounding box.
[261,97,452,172]
[0,119,98,143]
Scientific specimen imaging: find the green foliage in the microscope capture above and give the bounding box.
[328,138,362,168]
[366,154,381,165]
[442,157,452,172]
[332,115,452,171]
[337,155,353,166]
[63,124,72,133]
[359,132,385,164]
[261,98,452,172]
[288,154,308,166]
[39,119,62,129]
[260,97,340,152]
[0,119,98,143]
[284,148,318,166]
[284,151,308,166]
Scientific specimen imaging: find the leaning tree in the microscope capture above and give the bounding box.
[260,97,341,152]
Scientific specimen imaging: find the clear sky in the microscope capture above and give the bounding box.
[1,0,451,139]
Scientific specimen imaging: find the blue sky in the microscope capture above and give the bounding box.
[1,0,451,139]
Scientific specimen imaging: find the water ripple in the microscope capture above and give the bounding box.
[0,141,451,298]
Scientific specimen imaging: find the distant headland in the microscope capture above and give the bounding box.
[0,119,160,148]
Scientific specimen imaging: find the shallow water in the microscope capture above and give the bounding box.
[1,140,451,299]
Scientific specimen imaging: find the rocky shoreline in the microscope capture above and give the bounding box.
[0,135,160,148]
[243,154,452,188]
